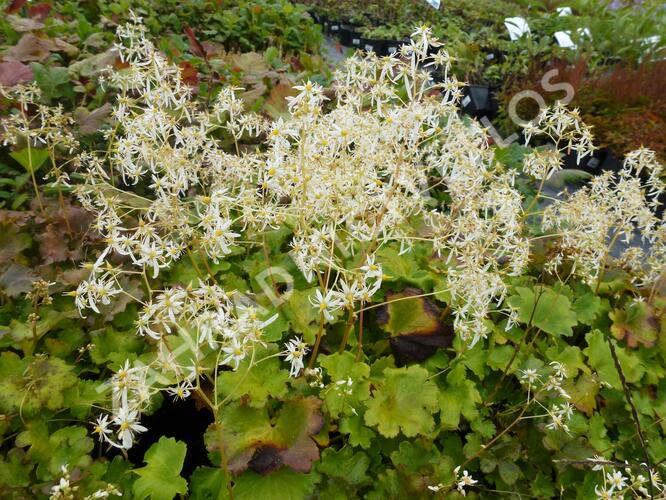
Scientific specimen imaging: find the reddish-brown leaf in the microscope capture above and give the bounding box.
[36,223,70,264]
[0,263,36,297]
[0,60,33,86]
[183,26,206,58]
[4,0,26,14]
[179,61,199,86]
[28,2,50,21]
[3,34,51,62]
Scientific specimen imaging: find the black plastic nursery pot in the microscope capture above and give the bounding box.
[307,10,320,24]
[319,15,330,32]
[349,31,363,49]
[338,24,361,47]
[483,48,505,64]
[358,38,407,56]
[382,39,406,56]
[460,84,498,119]
[360,37,385,54]
[562,148,623,176]
[327,19,342,36]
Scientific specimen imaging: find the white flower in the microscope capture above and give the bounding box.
[309,289,342,322]
[91,414,115,444]
[167,382,192,401]
[284,337,309,377]
[360,255,382,280]
[454,467,477,496]
[221,337,247,370]
[113,406,147,449]
[335,279,360,309]
[606,470,627,491]
[520,368,540,386]
[594,484,613,500]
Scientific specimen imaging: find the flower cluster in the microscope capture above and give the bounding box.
[590,458,665,499]
[49,465,121,500]
[543,153,664,286]
[520,361,575,433]
[17,16,658,450]
[428,467,478,497]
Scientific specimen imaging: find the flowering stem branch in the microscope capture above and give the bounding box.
[522,175,547,222]
[606,336,654,500]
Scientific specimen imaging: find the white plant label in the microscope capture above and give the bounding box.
[504,17,530,41]
[554,31,576,49]
[352,38,360,46]
[557,7,572,16]
[462,95,472,107]
[644,35,660,46]
[365,44,374,52]
[425,0,441,9]
[555,28,591,50]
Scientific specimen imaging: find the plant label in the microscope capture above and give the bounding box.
[557,7,572,16]
[554,31,576,49]
[365,44,374,52]
[462,95,471,107]
[504,17,530,41]
[352,38,360,46]
[643,35,660,46]
[425,0,441,9]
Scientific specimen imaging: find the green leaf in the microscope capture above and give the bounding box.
[610,300,658,348]
[572,292,602,326]
[0,354,78,414]
[31,63,74,101]
[494,143,529,169]
[498,460,522,485]
[588,413,612,452]
[319,352,371,418]
[584,331,644,388]
[282,288,320,344]
[133,437,188,500]
[10,148,50,174]
[487,344,514,371]
[212,397,323,475]
[317,446,370,485]
[47,426,94,479]
[216,347,289,407]
[232,468,318,500]
[438,370,481,431]
[339,413,375,449]
[585,329,623,391]
[189,467,230,500]
[364,365,439,438]
[376,246,436,290]
[0,449,31,487]
[508,286,577,336]
[390,440,441,475]
[378,288,445,337]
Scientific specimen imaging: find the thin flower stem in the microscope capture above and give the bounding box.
[355,307,365,362]
[308,313,325,369]
[338,309,357,353]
